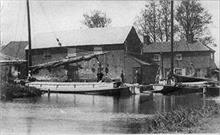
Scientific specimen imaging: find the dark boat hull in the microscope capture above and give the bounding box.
[152,84,203,95]
[152,85,179,94]
[205,86,220,96]
[173,74,210,83]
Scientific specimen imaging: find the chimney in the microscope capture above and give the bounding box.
[143,35,151,45]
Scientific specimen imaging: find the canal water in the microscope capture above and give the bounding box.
[1,92,220,134]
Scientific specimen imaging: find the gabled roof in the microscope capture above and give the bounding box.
[143,40,215,53]
[28,26,134,50]
[1,41,28,60]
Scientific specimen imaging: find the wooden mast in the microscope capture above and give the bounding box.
[170,0,174,76]
[26,0,32,75]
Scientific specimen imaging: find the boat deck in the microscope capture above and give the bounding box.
[26,81,130,96]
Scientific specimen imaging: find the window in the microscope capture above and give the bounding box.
[174,68,182,75]
[174,68,186,76]
[94,47,102,54]
[176,53,182,61]
[211,53,214,60]
[67,48,76,57]
[153,54,161,61]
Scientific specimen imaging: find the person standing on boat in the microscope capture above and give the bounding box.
[97,63,104,82]
[97,71,104,82]
[105,64,109,75]
[120,70,124,83]
[135,69,141,84]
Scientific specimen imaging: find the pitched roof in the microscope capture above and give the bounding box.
[1,41,28,60]
[28,26,133,50]
[143,40,215,53]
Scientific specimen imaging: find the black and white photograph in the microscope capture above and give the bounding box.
[0,0,220,134]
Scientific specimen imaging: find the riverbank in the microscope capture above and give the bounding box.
[0,82,42,100]
[191,113,220,133]
[124,100,220,133]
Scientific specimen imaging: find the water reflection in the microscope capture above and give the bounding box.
[0,92,219,134]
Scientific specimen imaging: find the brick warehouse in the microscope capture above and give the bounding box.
[26,26,157,84]
[143,40,217,79]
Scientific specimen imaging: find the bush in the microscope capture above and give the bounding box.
[0,82,42,100]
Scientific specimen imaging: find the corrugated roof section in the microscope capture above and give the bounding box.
[28,26,133,50]
[143,40,215,53]
[1,41,28,60]
[0,53,26,64]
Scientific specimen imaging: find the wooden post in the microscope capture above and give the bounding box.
[26,0,32,75]
[48,89,50,96]
[203,86,207,94]
[170,0,174,76]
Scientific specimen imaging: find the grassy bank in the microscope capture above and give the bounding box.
[126,101,220,133]
[0,82,42,100]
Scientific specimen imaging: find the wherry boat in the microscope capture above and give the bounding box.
[24,0,130,96]
[27,81,130,96]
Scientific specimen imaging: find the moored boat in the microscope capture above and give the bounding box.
[152,84,179,94]
[26,81,130,96]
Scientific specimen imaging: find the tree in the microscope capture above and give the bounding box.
[134,1,158,42]
[159,0,171,42]
[134,0,179,42]
[175,0,212,43]
[82,10,111,28]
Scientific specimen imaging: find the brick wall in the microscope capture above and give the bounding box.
[143,51,215,78]
[29,48,67,65]
[31,46,143,83]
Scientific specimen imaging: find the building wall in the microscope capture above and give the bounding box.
[77,49,126,81]
[30,45,143,83]
[0,63,26,82]
[141,64,158,84]
[124,56,141,83]
[143,51,215,78]
[29,27,144,83]
[29,47,67,65]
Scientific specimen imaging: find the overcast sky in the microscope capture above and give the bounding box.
[0,0,219,67]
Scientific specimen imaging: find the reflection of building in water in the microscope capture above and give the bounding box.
[113,96,140,113]
[153,93,204,113]
[41,93,206,116]
[138,95,155,114]
[26,117,34,135]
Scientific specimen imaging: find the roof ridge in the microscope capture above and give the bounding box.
[143,40,214,53]
[34,25,133,35]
